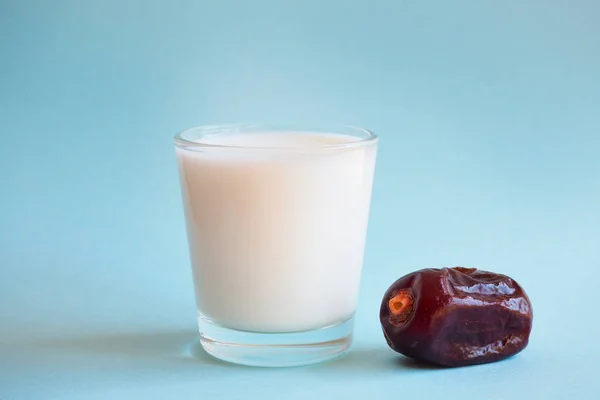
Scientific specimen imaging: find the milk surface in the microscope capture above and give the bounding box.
[177,132,377,332]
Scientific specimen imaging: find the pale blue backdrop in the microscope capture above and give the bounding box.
[1,0,599,399]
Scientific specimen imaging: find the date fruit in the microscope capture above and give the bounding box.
[380,267,532,367]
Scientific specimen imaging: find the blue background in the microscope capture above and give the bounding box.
[1,0,599,398]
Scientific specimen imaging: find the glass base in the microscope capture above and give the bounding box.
[198,313,354,367]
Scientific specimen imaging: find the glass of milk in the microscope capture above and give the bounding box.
[174,123,378,367]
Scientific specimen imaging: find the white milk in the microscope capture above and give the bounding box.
[176,132,377,333]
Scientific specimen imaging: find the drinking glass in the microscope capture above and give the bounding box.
[174,123,378,366]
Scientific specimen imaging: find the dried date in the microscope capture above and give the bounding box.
[380,267,533,367]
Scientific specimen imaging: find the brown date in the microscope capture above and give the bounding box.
[380,267,533,367]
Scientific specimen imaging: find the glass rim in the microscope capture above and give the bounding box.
[174,123,378,151]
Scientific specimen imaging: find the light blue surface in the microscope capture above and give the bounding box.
[1,0,599,398]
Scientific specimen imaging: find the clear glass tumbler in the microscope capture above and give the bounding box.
[174,123,378,367]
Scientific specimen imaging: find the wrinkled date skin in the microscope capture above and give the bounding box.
[380,267,533,367]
